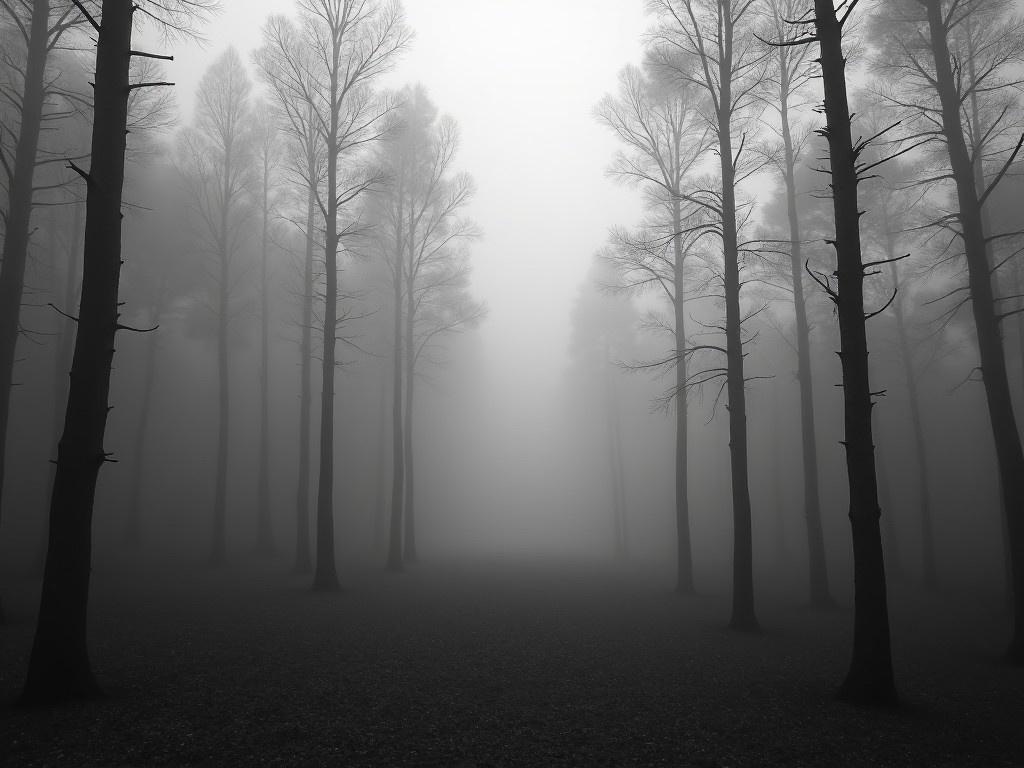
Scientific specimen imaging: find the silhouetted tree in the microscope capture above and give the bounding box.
[21,0,215,705]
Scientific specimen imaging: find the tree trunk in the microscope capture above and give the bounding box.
[814,0,896,705]
[21,0,134,703]
[294,172,315,573]
[402,280,416,563]
[671,199,693,592]
[0,0,50,533]
[781,73,832,609]
[885,235,936,590]
[373,375,388,551]
[256,153,273,555]
[873,410,904,582]
[386,267,405,572]
[37,201,84,571]
[124,308,158,546]
[923,0,1024,662]
[313,90,340,592]
[716,29,757,630]
[210,134,232,567]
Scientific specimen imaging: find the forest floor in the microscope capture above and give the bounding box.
[0,554,1022,767]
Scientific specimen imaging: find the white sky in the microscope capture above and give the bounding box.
[152,0,648,418]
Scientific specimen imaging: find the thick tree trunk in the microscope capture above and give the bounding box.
[781,79,832,609]
[671,200,693,592]
[313,102,340,592]
[36,201,84,571]
[922,0,1024,662]
[402,284,416,563]
[814,1,896,705]
[294,178,315,573]
[387,271,405,572]
[21,0,133,703]
[256,157,273,555]
[124,308,158,546]
[0,0,50,531]
[716,38,757,630]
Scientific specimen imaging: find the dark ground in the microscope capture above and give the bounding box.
[0,556,1022,767]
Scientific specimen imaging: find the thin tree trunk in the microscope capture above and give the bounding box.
[814,0,896,705]
[781,70,832,609]
[885,232,936,590]
[294,172,315,573]
[124,307,158,546]
[0,0,50,535]
[373,374,388,551]
[671,199,693,593]
[256,152,273,554]
[922,0,1024,662]
[387,265,405,572]
[716,26,757,629]
[210,136,232,567]
[402,282,416,563]
[21,0,134,703]
[313,80,340,592]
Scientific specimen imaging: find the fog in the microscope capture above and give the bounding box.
[2,0,1024,761]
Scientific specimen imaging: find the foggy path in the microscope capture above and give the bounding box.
[3,557,1023,766]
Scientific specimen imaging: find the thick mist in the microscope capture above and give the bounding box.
[1,0,1023,764]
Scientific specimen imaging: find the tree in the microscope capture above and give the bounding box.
[775,0,898,705]
[21,0,216,705]
[370,86,479,568]
[597,62,709,592]
[647,0,767,630]
[872,0,1024,661]
[253,105,280,555]
[255,0,409,590]
[0,1,85,617]
[176,47,255,566]
[759,0,834,608]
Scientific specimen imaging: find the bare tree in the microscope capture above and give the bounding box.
[255,0,409,590]
[21,0,216,705]
[597,61,710,593]
[759,0,834,609]
[872,0,1024,662]
[773,0,898,705]
[647,0,768,630]
[176,46,255,567]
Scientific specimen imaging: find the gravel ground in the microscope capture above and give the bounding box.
[1,556,1021,767]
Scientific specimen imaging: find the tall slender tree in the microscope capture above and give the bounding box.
[255,0,409,590]
[176,47,255,566]
[648,0,767,630]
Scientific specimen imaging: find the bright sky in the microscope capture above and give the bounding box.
[154,0,648,416]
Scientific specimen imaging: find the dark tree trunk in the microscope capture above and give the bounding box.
[716,30,757,631]
[0,0,50,535]
[313,97,340,592]
[387,266,405,572]
[256,154,273,555]
[21,0,134,704]
[402,278,416,563]
[873,410,904,582]
[781,74,832,609]
[37,201,84,571]
[671,200,693,592]
[124,308,158,546]
[294,175,315,573]
[922,0,1024,662]
[814,0,896,705]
